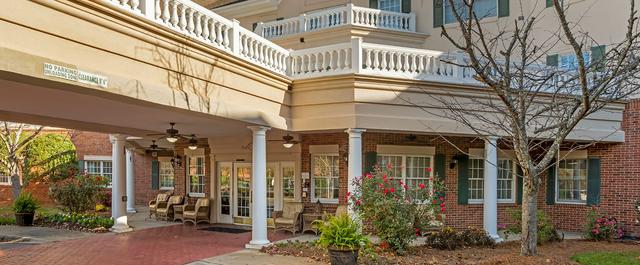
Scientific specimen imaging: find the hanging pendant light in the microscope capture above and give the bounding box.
[166,122,180,143]
[282,134,295,148]
[188,135,198,150]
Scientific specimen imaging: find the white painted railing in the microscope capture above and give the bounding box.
[255,4,416,39]
[102,0,475,84]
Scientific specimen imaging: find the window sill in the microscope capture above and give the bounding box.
[160,187,175,191]
[0,182,11,186]
[443,16,499,29]
[311,198,338,204]
[189,193,205,198]
[555,201,587,205]
[468,200,516,204]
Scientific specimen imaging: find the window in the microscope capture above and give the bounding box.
[444,0,497,24]
[0,170,9,185]
[267,167,275,218]
[311,154,340,203]
[468,158,485,201]
[559,52,591,71]
[497,159,515,202]
[85,160,112,186]
[377,154,433,203]
[379,0,402,12]
[159,161,174,190]
[282,164,295,200]
[187,155,205,196]
[557,159,587,203]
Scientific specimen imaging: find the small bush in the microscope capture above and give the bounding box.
[49,175,108,213]
[13,192,39,214]
[502,209,561,244]
[43,212,113,229]
[0,216,16,225]
[424,226,495,250]
[314,214,369,250]
[585,209,623,241]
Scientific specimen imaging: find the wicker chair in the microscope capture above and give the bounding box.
[183,198,210,226]
[273,202,304,235]
[148,192,171,219]
[156,195,184,221]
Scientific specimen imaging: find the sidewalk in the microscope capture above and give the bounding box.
[188,249,325,265]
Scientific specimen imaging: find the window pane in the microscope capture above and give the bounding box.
[557,159,588,202]
[406,156,431,202]
[468,158,484,200]
[159,161,175,188]
[379,0,401,12]
[219,165,231,215]
[313,155,339,200]
[497,159,513,200]
[282,166,295,199]
[444,0,497,24]
[376,155,403,178]
[188,156,205,194]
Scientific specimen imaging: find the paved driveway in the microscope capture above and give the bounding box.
[0,225,291,265]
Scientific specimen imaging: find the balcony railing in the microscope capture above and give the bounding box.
[102,0,476,84]
[255,4,417,39]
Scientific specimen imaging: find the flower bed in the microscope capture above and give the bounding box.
[38,212,113,233]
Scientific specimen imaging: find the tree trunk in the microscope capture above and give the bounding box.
[520,172,538,256]
[11,174,21,199]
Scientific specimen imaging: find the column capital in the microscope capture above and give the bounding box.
[109,134,127,143]
[345,128,366,136]
[248,126,271,134]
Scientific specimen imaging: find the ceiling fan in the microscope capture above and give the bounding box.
[147,122,187,143]
[146,140,168,151]
[268,134,299,148]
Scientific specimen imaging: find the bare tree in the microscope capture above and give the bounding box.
[431,0,640,256]
[0,122,43,197]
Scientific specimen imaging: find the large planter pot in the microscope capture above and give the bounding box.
[15,213,35,226]
[328,247,359,265]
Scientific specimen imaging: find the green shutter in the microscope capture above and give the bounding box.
[364,151,378,175]
[587,158,601,206]
[151,160,159,190]
[457,155,469,205]
[546,0,552,8]
[433,0,444,28]
[516,166,523,205]
[77,160,85,174]
[434,154,446,181]
[591,45,606,71]
[369,0,378,8]
[546,54,558,66]
[546,160,556,205]
[498,0,509,17]
[402,0,411,13]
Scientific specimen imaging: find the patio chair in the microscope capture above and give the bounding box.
[273,202,304,235]
[148,192,171,219]
[183,198,210,226]
[156,195,184,221]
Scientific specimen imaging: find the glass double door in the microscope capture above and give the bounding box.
[217,161,295,224]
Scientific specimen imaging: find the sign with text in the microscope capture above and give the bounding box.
[43,63,108,88]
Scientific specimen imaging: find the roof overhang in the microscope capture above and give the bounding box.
[212,0,281,19]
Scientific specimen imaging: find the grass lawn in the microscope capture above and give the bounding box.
[572,251,640,265]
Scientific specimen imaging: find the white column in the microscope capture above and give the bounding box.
[110,134,132,233]
[483,137,501,242]
[346,129,365,212]
[126,148,136,213]
[246,126,271,249]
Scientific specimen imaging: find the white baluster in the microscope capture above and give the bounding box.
[202,18,210,42]
[388,52,395,71]
[162,0,170,23]
[417,55,425,73]
[131,0,140,12]
[365,49,372,70]
[154,0,161,20]
[170,1,178,26]
[178,4,186,30]
[187,8,195,35]
[194,13,202,38]
[222,26,230,49]
[381,51,388,70]
[373,50,380,70]
[403,53,410,72]
[410,54,417,72]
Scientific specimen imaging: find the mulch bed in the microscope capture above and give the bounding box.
[261,239,640,265]
[35,220,109,233]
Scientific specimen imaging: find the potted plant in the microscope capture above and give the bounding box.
[314,214,369,265]
[13,192,39,226]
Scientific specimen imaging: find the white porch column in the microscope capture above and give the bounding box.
[110,134,132,233]
[246,126,271,249]
[346,128,366,212]
[126,147,136,213]
[483,137,501,241]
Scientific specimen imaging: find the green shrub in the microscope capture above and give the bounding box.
[424,226,495,250]
[49,175,108,213]
[585,209,624,241]
[0,216,16,225]
[502,208,560,244]
[43,212,113,229]
[314,214,369,250]
[12,192,39,214]
[349,165,445,254]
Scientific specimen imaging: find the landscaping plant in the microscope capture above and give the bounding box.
[585,209,624,241]
[49,174,108,213]
[424,226,495,250]
[502,209,561,244]
[12,192,39,226]
[314,214,369,265]
[348,165,445,254]
[42,212,114,230]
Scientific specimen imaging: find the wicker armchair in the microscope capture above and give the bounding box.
[183,198,210,225]
[273,202,304,235]
[156,195,184,221]
[148,192,171,219]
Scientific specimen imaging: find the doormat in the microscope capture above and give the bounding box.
[199,226,251,234]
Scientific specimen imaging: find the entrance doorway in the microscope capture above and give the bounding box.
[216,161,295,225]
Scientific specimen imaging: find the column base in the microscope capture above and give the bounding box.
[245,240,271,249]
[126,208,137,213]
[489,234,503,243]
[110,223,133,233]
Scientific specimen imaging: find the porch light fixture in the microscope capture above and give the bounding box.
[171,155,182,169]
[165,122,180,143]
[188,135,198,150]
[166,136,179,143]
[282,134,296,149]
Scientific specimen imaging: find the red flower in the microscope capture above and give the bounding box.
[384,188,389,195]
[366,173,373,179]
[95,176,102,182]
[419,183,426,189]
[387,163,393,169]
[356,200,361,206]
[399,180,404,185]
[382,174,387,179]
[426,167,433,172]
[390,188,395,193]
[403,184,408,190]
[439,196,445,201]
[378,183,384,188]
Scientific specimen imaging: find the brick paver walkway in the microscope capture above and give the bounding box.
[0,225,290,265]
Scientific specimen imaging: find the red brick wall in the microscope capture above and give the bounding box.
[0,181,54,206]
[70,131,111,158]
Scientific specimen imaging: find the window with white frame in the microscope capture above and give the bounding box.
[312,154,340,203]
[187,155,206,196]
[559,52,591,71]
[0,169,9,185]
[497,159,515,202]
[557,159,588,203]
[377,155,433,202]
[85,160,112,186]
[159,161,174,190]
[444,0,497,24]
[282,164,295,200]
[379,0,402,12]
[468,158,485,201]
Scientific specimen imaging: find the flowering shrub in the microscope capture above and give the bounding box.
[42,212,113,230]
[49,175,109,213]
[348,164,445,254]
[585,209,624,241]
[424,226,495,250]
